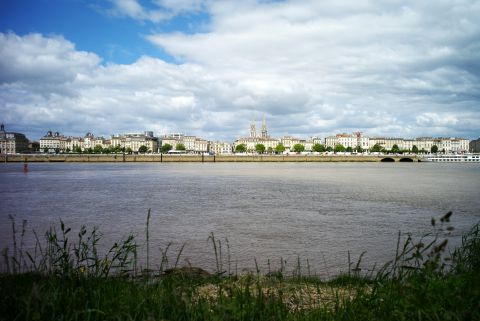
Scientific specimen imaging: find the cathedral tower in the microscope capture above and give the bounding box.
[250,120,257,138]
[261,114,268,138]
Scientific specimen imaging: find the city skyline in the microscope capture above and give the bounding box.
[1,1,480,141]
[12,120,477,143]
[1,117,478,144]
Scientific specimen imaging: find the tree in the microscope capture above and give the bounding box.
[391,144,400,154]
[255,144,266,154]
[235,144,246,153]
[73,146,82,153]
[86,147,93,154]
[126,147,133,154]
[312,143,326,153]
[334,144,345,153]
[176,143,186,151]
[93,144,103,154]
[431,145,438,153]
[370,144,382,153]
[267,147,273,154]
[160,144,172,153]
[326,146,333,152]
[412,145,418,154]
[274,143,286,154]
[293,143,305,153]
[43,147,48,153]
[355,145,364,153]
[138,145,148,153]
[345,146,353,152]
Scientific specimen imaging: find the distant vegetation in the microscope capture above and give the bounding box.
[255,143,266,154]
[160,143,172,153]
[312,144,326,153]
[293,143,305,153]
[176,143,186,151]
[1,212,479,321]
[275,143,286,154]
[235,143,246,153]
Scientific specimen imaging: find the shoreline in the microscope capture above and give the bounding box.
[0,154,421,163]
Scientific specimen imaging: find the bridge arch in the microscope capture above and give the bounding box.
[381,157,395,162]
[399,157,414,162]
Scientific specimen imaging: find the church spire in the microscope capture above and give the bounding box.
[261,114,268,138]
[250,120,257,138]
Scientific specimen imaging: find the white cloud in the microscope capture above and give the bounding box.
[145,0,480,138]
[0,32,100,89]
[154,0,205,13]
[108,0,207,23]
[1,0,480,141]
[416,113,459,127]
[109,0,171,23]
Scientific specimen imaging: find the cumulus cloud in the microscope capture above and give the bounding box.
[149,0,479,138]
[108,0,206,23]
[154,0,205,13]
[1,0,480,141]
[0,33,100,89]
[108,0,170,22]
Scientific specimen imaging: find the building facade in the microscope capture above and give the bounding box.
[325,132,369,150]
[111,132,158,152]
[325,133,470,153]
[160,134,209,153]
[369,137,404,151]
[39,131,65,152]
[234,119,324,153]
[0,124,30,154]
[470,138,480,153]
[234,119,280,152]
[210,141,233,155]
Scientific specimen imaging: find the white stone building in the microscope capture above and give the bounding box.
[279,136,301,151]
[325,132,470,153]
[111,132,158,152]
[234,119,280,152]
[369,137,404,151]
[210,141,233,155]
[160,134,209,153]
[325,133,368,150]
[39,131,65,152]
[437,137,469,153]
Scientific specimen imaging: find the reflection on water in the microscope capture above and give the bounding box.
[1,162,479,275]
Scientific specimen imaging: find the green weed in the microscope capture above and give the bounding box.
[1,212,479,321]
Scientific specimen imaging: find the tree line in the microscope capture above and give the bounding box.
[46,144,151,154]
[46,142,441,155]
[234,143,440,154]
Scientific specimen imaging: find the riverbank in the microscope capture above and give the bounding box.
[0,153,421,163]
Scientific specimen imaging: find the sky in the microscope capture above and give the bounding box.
[1,0,479,142]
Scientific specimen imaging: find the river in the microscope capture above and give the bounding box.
[1,162,479,276]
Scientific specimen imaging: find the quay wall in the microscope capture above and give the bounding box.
[0,154,420,163]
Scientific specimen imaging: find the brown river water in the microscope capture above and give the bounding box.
[1,162,479,276]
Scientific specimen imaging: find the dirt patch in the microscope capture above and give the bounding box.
[194,277,369,312]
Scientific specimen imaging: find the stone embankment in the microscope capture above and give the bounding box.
[0,154,420,163]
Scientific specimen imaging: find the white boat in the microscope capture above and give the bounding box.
[422,154,480,162]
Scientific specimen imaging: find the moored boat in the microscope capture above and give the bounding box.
[421,154,480,162]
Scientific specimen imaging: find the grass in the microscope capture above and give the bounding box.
[1,212,479,321]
